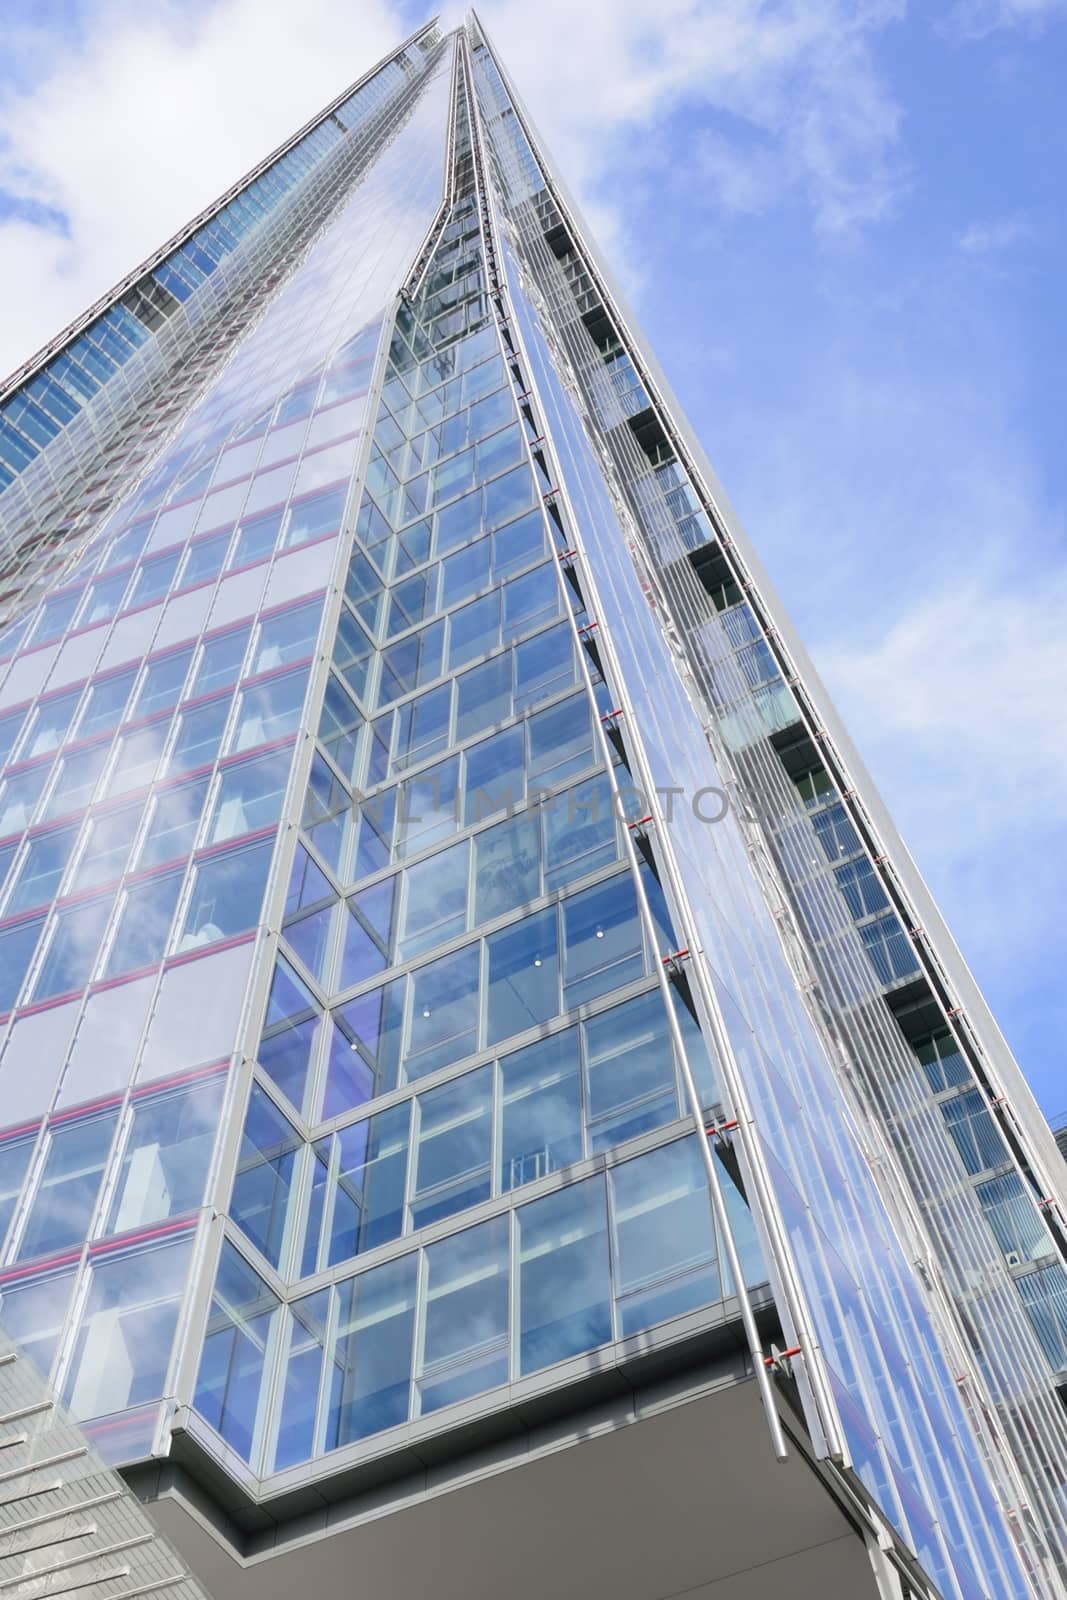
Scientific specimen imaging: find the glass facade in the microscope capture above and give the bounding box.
[0,18,1064,1600]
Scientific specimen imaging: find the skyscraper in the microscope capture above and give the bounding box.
[0,15,1065,1598]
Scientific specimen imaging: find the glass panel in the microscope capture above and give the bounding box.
[177,837,272,950]
[582,991,678,1153]
[542,772,617,890]
[258,958,319,1114]
[18,1110,119,1261]
[191,626,250,698]
[486,905,558,1046]
[105,1072,225,1235]
[327,1103,410,1262]
[499,1029,582,1192]
[133,648,193,718]
[31,897,111,1000]
[561,874,644,1010]
[0,1265,75,1379]
[136,776,209,868]
[416,1216,509,1416]
[327,1254,416,1447]
[167,696,230,777]
[406,944,480,1080]
[462,725,524,824]
[473,811,539,924]
[272,1290,329,1470]
[399,838,468,959]
[517,1175,611,1375]
[0,914,45,1011]
[0,1131,36,1246]
[7,825,79,914]
[610,1138,720,1338]
[411,1066,492,1230]
[207,747,292,844]
[105,871,184,977]
[64,1233,193,1420]
[231,1083,302,1269]
[527,693,595,786]
[194,1241,278,1464]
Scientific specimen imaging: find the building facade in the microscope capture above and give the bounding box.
[0,18,1066,1600]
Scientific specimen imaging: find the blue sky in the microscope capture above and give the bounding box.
[0,0,1064,1113]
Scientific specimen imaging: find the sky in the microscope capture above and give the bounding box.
[0,0,1064,1114]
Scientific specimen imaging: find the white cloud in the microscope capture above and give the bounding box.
[940,0,1067,39]
[958,215,1033,252]
[463,0,908,237]
[0,0,404,381]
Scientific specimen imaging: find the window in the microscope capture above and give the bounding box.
[0,1130,36,1246]
[233,508,284,567]
[499,1030,582,1192]
[0,766,49,836]
[583,992,678,1153]
[455,654,509,743]
[915,1031,970,1095]
[133,648,193,717]
[17,1110,119,1261]
[29,590,81,646]
[976,1173,1054,1265]
[178,837,272,950]
[561,875,643,1010]
[167,696,230,776]
[106,721,167,797]
[503,563,559,639]
[835,858,889,920]
[859,912,919,986]
[440,535,491,607]
[528,693,595,786]
[941,1090,1008,1177]
[542,773,617,891]
[137,777,209,868]
[448,591,500,670]
[105,870,183,977]
[129,549,180,607]
[0,1266,75,1380]
[31,897,111,1000]
[327,1104,410,1262]
[231,1084,301,1269]
[272,1291,328,1470]
[231,669,307,751]
[400,839,468,959]
[191,626,250,698]
[207,748,292,844]
[393,683,451,770]
[394,755,458,858]
[473,811,539,923]
[178,532,230,589]
[76,670,136,739]
[486,905,558,1047]
[19,689,82,760]
[434,487,481,557]
[318,674,362,781]
[80,571,129,626]
[411,1067,491,1230]
[253,601,321,674]
[194,1242,278,1463]
[416,1217,508,1416]
[483,465,535,531]
[64,1233,193,1420]
[6,825,79,914]
[609,1138,720,1338]
[493,507,545,576]
[42,743,109,821]
[0,915,44,1010]
[404,943,482,1074]
[258,958,319,1114]
[0,706,27,767]
[105,1073,225,1234]
[284,487,346,548]
[326,1254,416,1447]
[462,725,524,825]
[517,1176,611,1374]
[513,622,574,711]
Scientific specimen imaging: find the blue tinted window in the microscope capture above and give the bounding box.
[609,1138,720,1337]
[178,837,272,950]
[137,777,209,868]
[328,1103,410,1262]
[486,905,558,1047]
[7,826,79,913]
[327,1254,416,1447]
[0,915,44,1010]
[499,1030,582,1192]
[76,671,136,739]
[582,991,678,1152]
[18,1112,118,1261]
[517,1176,611,1374]
[411,1066,491,1230]
[561,875,643,1010]
[231,1084,301,1269]
[416,1216,508,1416]
[406,945,480,1080]
[105,869,183,978]
[32,898,111,1000]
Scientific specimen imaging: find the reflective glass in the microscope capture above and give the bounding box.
[18,1110,119,1261]
[416,1216,509,1416]
[517,1175,611,1374]
[499,1030,582,1191]
[327,1253,416,1447]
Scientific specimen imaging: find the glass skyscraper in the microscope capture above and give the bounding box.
[0,18,1065,1599]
